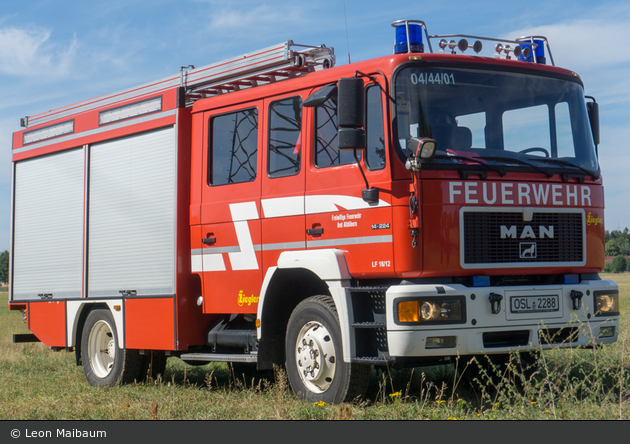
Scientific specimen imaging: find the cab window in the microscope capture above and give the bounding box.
[268,97,302,178]
[209,108,258,185]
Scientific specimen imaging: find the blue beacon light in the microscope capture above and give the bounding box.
[519,39,546,64]
[394,23,424,54]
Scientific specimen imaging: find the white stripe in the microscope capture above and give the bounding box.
[203,253,227,272]
[229,201,259,221]
[261,196,305,218]
[191,254,203,273]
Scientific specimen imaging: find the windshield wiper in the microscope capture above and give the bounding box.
[525,157,600,180]
[433,154,506,178]
[482,156,554,179]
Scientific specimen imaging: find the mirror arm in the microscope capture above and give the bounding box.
[354,149,379,204]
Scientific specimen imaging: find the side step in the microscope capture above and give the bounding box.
[13,334,40,343]
[179,353,257,364]
[352,356,395,365]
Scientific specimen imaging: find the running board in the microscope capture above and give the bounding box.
[179,353,257,363]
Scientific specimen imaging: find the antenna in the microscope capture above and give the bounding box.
[343,0,351,64]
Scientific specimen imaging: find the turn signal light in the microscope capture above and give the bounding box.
[398,300,419,322]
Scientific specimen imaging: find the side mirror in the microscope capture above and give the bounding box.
[586,98,600,146]
[405,138,437,171]
[337,77,365,150]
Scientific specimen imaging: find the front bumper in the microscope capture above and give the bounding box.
[385,279,619,357]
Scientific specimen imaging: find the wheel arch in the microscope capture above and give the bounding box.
[256,249,353,370]
[69,301,123,366]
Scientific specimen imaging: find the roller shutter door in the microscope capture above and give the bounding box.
[12,148,85,300]
[87,126,176,297]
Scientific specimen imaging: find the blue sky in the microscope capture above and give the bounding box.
[1,0,629,251]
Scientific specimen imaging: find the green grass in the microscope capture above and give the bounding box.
[1,275,629,420]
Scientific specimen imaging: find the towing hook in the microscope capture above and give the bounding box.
[489,292,503,314]
[570,290,583,310]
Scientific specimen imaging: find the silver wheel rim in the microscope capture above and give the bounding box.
[295,321,336,393]
[88,319,116,378]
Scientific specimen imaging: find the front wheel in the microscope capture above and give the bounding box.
[285,295,370,404]
[81,309,142,387]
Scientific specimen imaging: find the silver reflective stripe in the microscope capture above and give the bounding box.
[261,241,307,251]
[307,235,393,248]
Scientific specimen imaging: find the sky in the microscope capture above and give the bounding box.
[1,0,629,252]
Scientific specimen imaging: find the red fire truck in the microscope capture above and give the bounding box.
[8,20,620,403]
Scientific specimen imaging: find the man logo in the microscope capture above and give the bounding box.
[520,242,537,259]
[501,225,554,239]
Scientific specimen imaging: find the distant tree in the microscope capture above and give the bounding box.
[605,237,630,257]
[0,250,8,284]
[611,255,627,273]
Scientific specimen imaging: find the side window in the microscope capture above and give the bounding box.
[268,96,302,178]
[314,97,356,168]
[365,85,386,170]
[209,108,258,185]
[555,102,575,158]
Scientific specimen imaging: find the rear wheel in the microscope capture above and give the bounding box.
[81,309,142,387]
[285,295,370,404]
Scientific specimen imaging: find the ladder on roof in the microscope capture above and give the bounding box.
[182,41,336,106]
[23,41,335,128]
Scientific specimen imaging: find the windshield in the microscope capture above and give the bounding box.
[394,66,599,175]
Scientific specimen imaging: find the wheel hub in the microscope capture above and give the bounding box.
[88,319,116,378]
[295,321,336,393]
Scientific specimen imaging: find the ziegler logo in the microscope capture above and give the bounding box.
[500,225,554,239]
[237,290,259,307]
[587,212,602,226]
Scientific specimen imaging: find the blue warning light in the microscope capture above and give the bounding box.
[394,23,424,54]
[518,39,546,64]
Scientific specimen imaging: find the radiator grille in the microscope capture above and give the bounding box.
[462,211,584,266]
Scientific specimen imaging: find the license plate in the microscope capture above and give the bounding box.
[510,295,560,313]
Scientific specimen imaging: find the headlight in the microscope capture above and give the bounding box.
[396,297,466,325]
[594,291,619,317]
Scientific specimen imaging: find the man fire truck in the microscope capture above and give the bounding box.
[8,20,620,404]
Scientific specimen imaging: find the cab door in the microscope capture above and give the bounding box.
[261,93,307,272]
[200,103,263,314]
[305,80,394,278]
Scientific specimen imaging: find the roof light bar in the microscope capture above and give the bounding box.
[388,19,558,66]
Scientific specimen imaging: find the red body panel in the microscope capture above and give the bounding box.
[124,298,175,350]
[28,301,66,347]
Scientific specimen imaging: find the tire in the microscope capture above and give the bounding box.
[81,309,143,387]
[285,295,371,404]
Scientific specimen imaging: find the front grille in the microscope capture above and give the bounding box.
[462,210,584,266]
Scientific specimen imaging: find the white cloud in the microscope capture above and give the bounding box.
[0,25,77,78]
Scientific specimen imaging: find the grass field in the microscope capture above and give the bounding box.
[1,273,629,420]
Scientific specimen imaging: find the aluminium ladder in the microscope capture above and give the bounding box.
[23,41,336,128]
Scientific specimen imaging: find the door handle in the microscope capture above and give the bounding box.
[306,228,324,235]
[202,237,217,245]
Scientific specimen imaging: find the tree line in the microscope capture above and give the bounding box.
[0,250,8,285]
[604,227,630,273]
